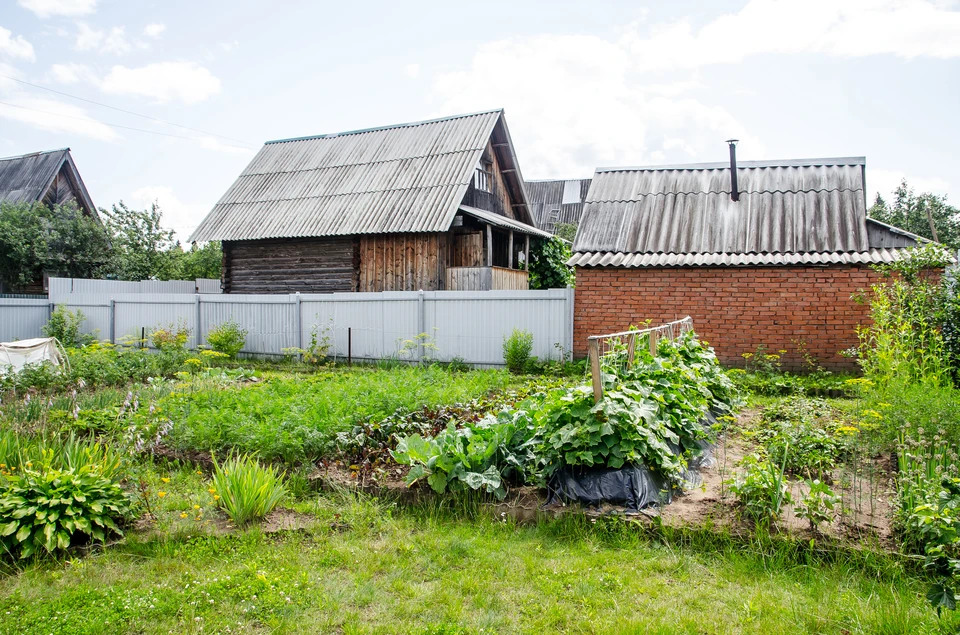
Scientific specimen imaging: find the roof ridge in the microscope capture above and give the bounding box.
[0,148,70,162]
[240,148,483,176]
[596,157,866,172]
[264,109,503,145]
[587,186,865,203]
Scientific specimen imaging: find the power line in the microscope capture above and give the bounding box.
[0,74,259,148]
[0,100,257,150]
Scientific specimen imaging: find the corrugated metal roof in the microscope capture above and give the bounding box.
[574,158,871,256]
[191,110,517,242]
[0,148,65,203]
[0,148,97,219]
[568,248,908,268]
[459,205,554,239]
[525,178,591,233]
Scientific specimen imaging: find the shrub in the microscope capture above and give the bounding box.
[503,329,534,374]
[727,453,792,524]
[42,306,93,348]
[149,322,190,353]
[0,452,130,559]
[206,320,248,359]
[210,454,286,526]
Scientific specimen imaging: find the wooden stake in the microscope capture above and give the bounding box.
[649,330,659,356]
[588,338,603,404]
[626,332,637,368]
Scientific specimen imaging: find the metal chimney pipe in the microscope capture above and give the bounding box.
[725,139,739,202]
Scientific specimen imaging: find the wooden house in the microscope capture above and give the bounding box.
[0,148,99,293]
[190,110,552,294]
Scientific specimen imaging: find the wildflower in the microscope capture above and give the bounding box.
[741,352,754,359]
[213,495,220,501]
[161,477,170,483]
[862,410,883,419]
[196,470,203,475]
[180,512,188,518]
[208,488,216,495]
[157,491,167,498]
[878,402,892,408]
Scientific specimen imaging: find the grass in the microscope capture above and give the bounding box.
[161,366,522,463]
[0,490,946,635]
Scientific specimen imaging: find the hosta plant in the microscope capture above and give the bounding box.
[210,454,286,526]
[0,452,131,560]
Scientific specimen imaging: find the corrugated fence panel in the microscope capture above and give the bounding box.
[49,277,221,302]
[2,289,574,365]
[196,279,222,294]
[201,296,296,354]
[0,299,50,342]
[426,289,573,364]
[301,293,421,361]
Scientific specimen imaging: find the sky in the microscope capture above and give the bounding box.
[1,0,959,241]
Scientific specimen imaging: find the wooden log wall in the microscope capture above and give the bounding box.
[358,233,448,292]
[223,237,359,294]
[491,267,529,290]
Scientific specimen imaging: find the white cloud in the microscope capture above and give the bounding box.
[101,61,222,104]
[48,61,98,84]
[622,0,960,72]
[0,26,35,61]
[73,23,129,55]
[143,23,166,38]
[219,41,239,53]
[433,34,762,178]
[129,186,209,241]
[0,95,119,141]
[17,0,96,18]
[197,136,257,156]
[405,63,421,79]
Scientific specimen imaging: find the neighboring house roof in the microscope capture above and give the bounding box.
[0,148,97,218]
[525,178,591,233]
[190,110,533,242]
[570,157,919,267]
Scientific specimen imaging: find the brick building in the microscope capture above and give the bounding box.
[569,155,922,371]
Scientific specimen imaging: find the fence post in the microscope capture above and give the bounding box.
[417,289,425,364]
[649,329,658,356]
[109,299,116,344]
[626,332,637,368]
[588,337,602,404]
[295,292,303,353]
[48,302,54,320]
[194,294,202,349]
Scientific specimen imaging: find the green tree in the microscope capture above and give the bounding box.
[168,241,222,280]
[101,201,177,281]
[869,180,960,251]
[553,222,578,243]
[528,236,575,289]
[0,202,109,291]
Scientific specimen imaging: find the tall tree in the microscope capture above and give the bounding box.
[868,179,960,251]
[101,201,177,281]
[168,241,222,281]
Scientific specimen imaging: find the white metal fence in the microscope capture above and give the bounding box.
[48,276,221,301]
[0,289,575,367]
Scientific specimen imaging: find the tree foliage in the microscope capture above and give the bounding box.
[0,202,110,291]
[869,179,960,251]
[100,201,177,281]
[529,236,575,289]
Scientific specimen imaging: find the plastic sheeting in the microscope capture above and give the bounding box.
[545,411,720,512]
[0,337,66,376]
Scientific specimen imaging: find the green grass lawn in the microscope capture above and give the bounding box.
[0,492,944,635]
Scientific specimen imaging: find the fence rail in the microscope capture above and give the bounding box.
[587,317,695,403]
[0,289,574,368]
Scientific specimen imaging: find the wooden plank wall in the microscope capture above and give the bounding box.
[223,237,359,294]
[491,267,529,290]
[451,232,484,267]
[460,142,516,220]
[446,267,493,291]
[358,233,448,292]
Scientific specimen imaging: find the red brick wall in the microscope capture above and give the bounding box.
[573,265,885,371]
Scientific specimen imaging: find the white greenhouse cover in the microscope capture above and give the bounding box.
[0,337,67,376]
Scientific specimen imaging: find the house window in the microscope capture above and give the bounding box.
[475,160,492,193]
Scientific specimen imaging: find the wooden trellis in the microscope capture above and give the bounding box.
[586,317,695,403]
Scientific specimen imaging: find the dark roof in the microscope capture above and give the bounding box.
[0,148,96,216]
[570,157,920,267]
[190,110,534,242]
[458,205,553,239]
[525,178,591,233]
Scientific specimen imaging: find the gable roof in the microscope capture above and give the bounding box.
[190,110,533,242]
[569,157,922,267]
[525,178,591,233]
[0,148,97,217]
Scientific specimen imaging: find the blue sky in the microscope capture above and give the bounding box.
[1,0,959,240]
